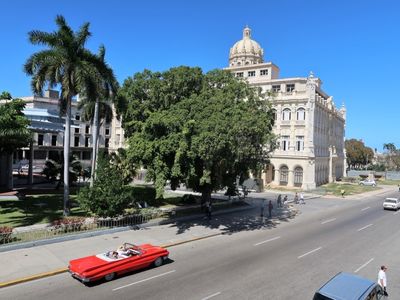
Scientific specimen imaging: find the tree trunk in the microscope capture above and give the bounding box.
[200,185,212,210]
[7,153,13,190]
[63,98,71,216]
[90,99,99,187]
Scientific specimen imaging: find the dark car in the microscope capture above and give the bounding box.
[313,272,384,300]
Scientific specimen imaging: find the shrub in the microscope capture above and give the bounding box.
[0,226,13,244]
[51,217,88,233]
[127,185,158,207]
[181,194,197,204]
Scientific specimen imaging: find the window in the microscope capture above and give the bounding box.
[286,84,295,92]
[85,125,90,134]
[248,71,256,77]
[280,166,288,185]
[296,136,304,151]
[281,136,290,151]
[51,135,57,146]
[271,109,277,121]
[272,85,281,92]
[282,108,291,121]
[85,137,89,147]
[38,134,44,146]
[260,69,269,76]
[294,167,303,187]
[74,136,80,147]
[75,127,80,134]
[105,127,110,136]
[297,108,306,120]
[236,72,243,78]
[105,138,109,148]
[82,151,91,160]
[75,114,80,121]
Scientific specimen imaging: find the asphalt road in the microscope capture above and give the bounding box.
[2,190,400,300]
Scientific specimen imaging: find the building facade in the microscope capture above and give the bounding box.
[226,27,346,190]
[16,90,124,169]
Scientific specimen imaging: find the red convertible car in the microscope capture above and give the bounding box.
[68,242,169,283]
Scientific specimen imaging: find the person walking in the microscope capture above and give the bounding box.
[294,192,299,204]
[268,200,273,218]
[277,194,282,208]
[299,192,305,204]
[341,189,345,198]
[205,201,212,220]
[377,265,388,296]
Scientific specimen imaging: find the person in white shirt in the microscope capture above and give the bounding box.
[377,265,388,296]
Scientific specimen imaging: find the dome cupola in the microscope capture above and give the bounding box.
[229,26,264,66]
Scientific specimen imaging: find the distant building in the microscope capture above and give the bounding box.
[225,27,346,190]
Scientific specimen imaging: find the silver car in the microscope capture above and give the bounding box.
[359,179,376,187]
[383,197,400,210]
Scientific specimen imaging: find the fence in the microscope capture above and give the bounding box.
[0,212,163,246]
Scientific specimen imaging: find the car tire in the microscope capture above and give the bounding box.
[154,257,163,267]
[104,272,115,281]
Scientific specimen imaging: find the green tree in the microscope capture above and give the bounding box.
[76,151,131,217]
[383,143,400,170]
[345,139,374,169]
[120,67,276,203]
[78,45,118,186]
[109,148,137,185]
[41,154,82,188]
[24,15,112,215]
[0,96,32,189]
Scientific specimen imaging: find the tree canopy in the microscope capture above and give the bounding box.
[0,95,31,154]
[119,67,276,201]
[345,139,374,169]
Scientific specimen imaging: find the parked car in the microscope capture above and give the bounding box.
[359,179,377,186]
[313,272,384,300]
[383,197,400,210]
[68,242,169,283]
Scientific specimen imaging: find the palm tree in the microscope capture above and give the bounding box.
[24,15,110,215]
[78,46,118,186]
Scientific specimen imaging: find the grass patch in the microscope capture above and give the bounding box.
[0,194,88,228]
[319,183,380,197]
[378,179,400,186]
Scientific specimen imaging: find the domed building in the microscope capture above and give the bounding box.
[226,27,346,190]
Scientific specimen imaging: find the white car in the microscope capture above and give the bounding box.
[383,198,400,210]
[359,179,376,187]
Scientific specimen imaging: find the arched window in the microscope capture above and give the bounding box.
[280,166,288,185]
[282,108,291,121]
[294,167,303,187]
[297,108,305,120]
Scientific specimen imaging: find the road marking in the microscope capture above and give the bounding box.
[201,292,221,300]
[112,270,176,291]
[254,236,281,246]
[354,258,374,273]
[357,224,373,232]
[298,247,322,259]
[361,207,370,211]
[321,218,336,225]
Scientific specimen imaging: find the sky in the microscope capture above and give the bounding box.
[1,0,399,152]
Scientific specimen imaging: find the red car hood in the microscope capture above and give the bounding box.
[69,255,110,274]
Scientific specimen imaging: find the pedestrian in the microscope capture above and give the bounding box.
[205,201,212,220]
[268,200,273,218]
[377,265,388,296]
[277,194,282,208]
[283,195,288,206]
[294,192,299,204]
[341,189,345,198]
[300,192,305,204]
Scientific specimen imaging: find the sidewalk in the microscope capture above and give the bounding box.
[0,202,298,287]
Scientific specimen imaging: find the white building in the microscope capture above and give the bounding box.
[226,27,346,190]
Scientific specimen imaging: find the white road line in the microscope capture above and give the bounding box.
[321,218,336,225]
[298,247,322,259]
[361,207,370,211]
[357,224,373,232]
[354,258,374,273]
[201,292,221,300]
[112,270,176,291]
[254,236,281,246]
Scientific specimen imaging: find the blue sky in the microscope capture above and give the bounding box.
[1,0,399,151]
